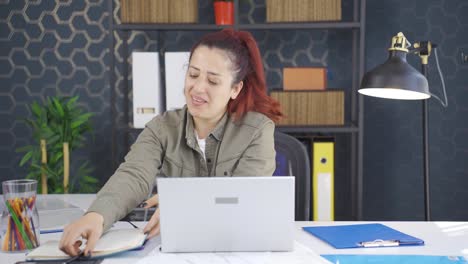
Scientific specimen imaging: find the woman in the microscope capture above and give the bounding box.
[59,28,282,256]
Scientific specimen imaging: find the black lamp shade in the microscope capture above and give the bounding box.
[359,50,430,100]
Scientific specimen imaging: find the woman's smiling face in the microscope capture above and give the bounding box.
[184,46,243,124]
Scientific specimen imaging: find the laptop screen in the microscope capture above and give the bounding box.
[157,176,295,253]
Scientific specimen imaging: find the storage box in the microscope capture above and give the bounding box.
[283,67,327,90]
[169,0,198,23]
[132,52,162,128]
[120,0,198,24]
[271,90,344,126]
[266,0,341,22]
[121,0,169,23]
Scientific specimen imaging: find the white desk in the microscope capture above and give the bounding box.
[2,194,468,264]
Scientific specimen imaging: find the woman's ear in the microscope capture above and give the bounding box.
[230,81,244,100]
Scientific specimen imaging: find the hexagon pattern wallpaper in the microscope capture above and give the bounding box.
[1,0,467,220]
[0,0,113,191]
[364,0,468,220]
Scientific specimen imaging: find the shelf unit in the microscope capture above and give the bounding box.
[109,0,366,220]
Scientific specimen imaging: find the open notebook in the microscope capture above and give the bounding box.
[26,229,147,261]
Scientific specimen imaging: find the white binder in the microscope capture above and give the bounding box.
[132,52,161,128]
[165,52,190,111]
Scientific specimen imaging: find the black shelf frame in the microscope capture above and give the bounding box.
[115,22,360,31]
[109,0,366,220]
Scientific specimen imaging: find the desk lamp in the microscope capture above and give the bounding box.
[359,32,447,221]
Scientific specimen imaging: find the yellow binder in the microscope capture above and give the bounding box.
[313,138,334,221]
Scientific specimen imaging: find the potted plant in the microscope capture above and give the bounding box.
[214,0,234,25]
[17,96,99,194]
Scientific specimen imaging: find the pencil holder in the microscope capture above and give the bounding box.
[1,179,40,252]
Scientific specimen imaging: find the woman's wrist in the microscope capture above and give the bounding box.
[85,211,105,227]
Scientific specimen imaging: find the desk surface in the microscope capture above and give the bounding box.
[2,194,468,264]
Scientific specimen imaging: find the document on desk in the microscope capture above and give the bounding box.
[136,241,332,264]
[322,255,468,264]
[303,223,424,249]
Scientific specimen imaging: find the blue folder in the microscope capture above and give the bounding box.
[322,255,468,264]
[303,223,424,249]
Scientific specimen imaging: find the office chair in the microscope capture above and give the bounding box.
[273,131,311,221]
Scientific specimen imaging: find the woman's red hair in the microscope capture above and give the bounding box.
[190,29,283,123]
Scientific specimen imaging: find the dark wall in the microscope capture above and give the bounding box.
[1,0,467,220]
[0,0,113,191]
[363,0,468,220]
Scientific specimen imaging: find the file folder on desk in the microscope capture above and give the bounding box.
[303,223,424,249]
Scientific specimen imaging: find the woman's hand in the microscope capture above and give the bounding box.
[59,212,104,257]
[142,194,161,239]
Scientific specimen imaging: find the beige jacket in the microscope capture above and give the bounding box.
[87,106,276,230]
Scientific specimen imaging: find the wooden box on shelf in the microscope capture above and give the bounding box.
[266,0,342,23]
[271,90,344,126]
[120,0,198,24]
[120,0,169,23]
[169,0,198,23]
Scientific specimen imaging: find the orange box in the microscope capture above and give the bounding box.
[283,67,327,90]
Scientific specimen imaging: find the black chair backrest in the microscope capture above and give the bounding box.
[273,131,311,221]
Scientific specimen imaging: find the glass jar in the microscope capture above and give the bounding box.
[1,179,40,252]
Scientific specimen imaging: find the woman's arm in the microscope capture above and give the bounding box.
[87,122,164,231]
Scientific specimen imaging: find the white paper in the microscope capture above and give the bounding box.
[165,52,190,111]
[136,241,331,264]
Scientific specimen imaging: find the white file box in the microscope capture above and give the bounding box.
[132,52,161,128]
[165,52,190,111]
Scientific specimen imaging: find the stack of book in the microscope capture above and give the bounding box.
[266,0,341,22]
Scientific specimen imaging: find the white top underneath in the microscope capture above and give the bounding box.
[195,130,206,159]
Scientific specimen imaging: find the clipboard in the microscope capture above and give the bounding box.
[303,223,425,249]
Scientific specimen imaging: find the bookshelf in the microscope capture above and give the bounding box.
[109,0,366,220]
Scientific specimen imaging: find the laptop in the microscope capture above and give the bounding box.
[157,176,295,253]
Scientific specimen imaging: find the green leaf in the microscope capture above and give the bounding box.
[51,152,63,163]
[83,175,98,183]
[66,96,79,109]
[53,187,63,194]
[26,171,38,180]
[16,145,33,153]
[71,118,89,129]
[52,98,64,116]
[19,151,33,166]
[31,101,42,117]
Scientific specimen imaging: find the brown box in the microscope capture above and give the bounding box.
[266,0,341,22]
[120,0,198,24]
[271,90,344,126]
[120,0,169,23]
[169,0,198,23]
[283,67,327,90]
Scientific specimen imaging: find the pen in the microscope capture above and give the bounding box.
[40,229,64,234]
